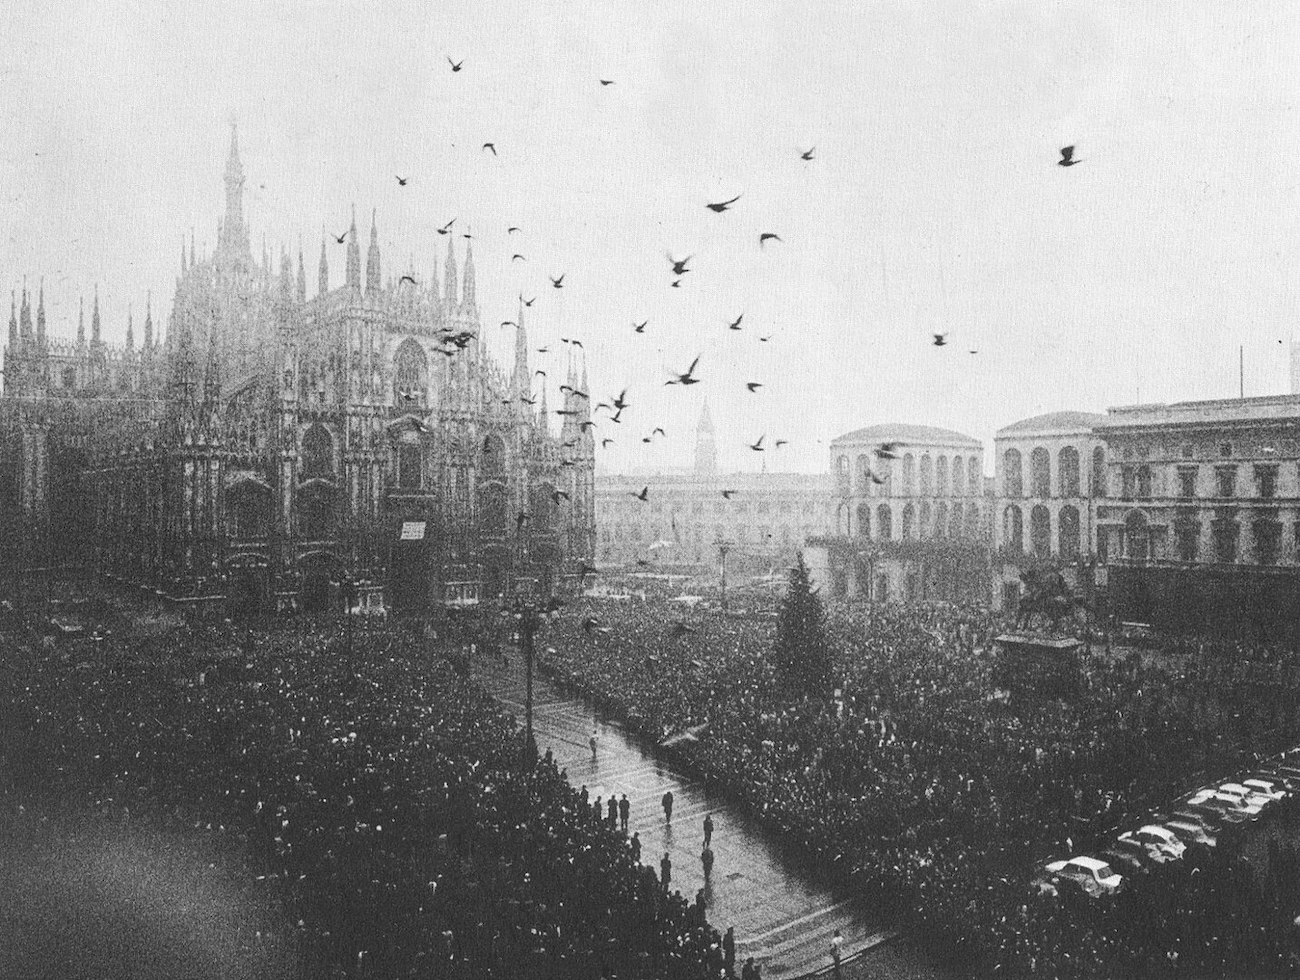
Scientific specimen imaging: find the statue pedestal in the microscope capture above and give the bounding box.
[993,632,1083,702]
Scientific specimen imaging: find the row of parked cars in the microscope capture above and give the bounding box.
[1037,756,1300,899]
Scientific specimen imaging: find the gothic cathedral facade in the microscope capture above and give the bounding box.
[0,126,596,614]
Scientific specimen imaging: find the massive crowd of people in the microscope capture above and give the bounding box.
[0,599,723,979]
[543,597,1300,976]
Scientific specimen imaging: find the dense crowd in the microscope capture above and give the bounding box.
[0,604,723,979]
[542,597,1300,976]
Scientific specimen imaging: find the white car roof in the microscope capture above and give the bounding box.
[1068,855,1112,872]
[1136,825,1176,839]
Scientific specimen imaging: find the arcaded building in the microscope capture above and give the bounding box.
[811,423,991,603]
[0,126,595,615]
[992,411,1106,610]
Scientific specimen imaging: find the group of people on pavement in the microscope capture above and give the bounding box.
[542,594,1300,977]
[0,604,736,979]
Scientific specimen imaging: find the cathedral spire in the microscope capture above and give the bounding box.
[345,204,361,289]
[219,120,250,262]
[7,292,16,352]
[695,398,718,476]
[19,280,31,342]
[144,292,153,349]
[296,241,306,302]
[77,295,85,347]
[181,239,187,274]
[443,234,458,307]
[513,297,529,397]
[462,236,476,309]
[318,226,330,297]
[366,208,381,295]
[126,304,134,350]
[190,229,196,268]
[36,278,46,348]
[92,284,102,345]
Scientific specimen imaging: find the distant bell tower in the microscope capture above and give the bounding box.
[695,399,718,476]
[1291,341,1300,395]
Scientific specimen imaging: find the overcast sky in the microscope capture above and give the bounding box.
[2,0,1297,475]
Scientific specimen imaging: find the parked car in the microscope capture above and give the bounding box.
[1118,825,1186,863]
[1043,856,1124,898]
[1100,846,1147,877]
[1185,789,1259,822]
[1240,778,1288,802]
[1248,769,1300,794]
[1159,815,1217,849]
[1219,782,1279,810]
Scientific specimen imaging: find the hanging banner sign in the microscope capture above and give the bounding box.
[400,521,427,541]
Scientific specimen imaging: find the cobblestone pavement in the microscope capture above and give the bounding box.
[472,652,955,979]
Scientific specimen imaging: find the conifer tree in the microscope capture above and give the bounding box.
[773,552,831,687]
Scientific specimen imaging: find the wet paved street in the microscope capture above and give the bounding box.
[472,652,952,980]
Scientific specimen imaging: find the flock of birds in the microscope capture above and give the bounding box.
[354,57,1084,520]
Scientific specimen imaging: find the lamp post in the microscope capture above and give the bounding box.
[716,539,733,613]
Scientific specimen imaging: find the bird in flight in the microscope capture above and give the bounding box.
[399,274,418,286]
[1058,145,1081,167]
[534,369,547,378]
[706,194,741,213]
[550,274,565,288]
[448,57,464,72]
[775,439,788,448]
[666,356,702,386]
[800,147,815,161]
[511,254,526,262]
[599,78,615,86]
[720,489,738,500]
[727,314,744,331]
[666,253,692,277]
[749,435,766,452]
[482,143,497,155]
[521,295,536,307]
[396,175,410,187]
[932,333,948,347]
[633,320,648,333]
[561,337,583,349]
[759,334,773,343]
[508,226,521,234]
[874,442,900,460]
[631,486,650,502]
[333,230,348,244]
[611,389,629,410]
[746,382,762,392]
[759,233,783,247]
[536,346,549,354]
[500,320,518,328]
[670,279,682,289]
[601,438,614,448]
[437,218,456,235]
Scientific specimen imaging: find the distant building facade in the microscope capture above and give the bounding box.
[595,403,830,574]
[0,125,594,614]
[810,423,991,603]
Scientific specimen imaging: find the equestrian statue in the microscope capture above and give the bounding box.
[1014,568,1089,633]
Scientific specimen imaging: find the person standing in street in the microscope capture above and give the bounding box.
[662,789,674,823]
[619,793,630,832]
[741,955,757,980]
[590,727,598,760]
[704,812,714,848]
[831,928,844,978]
[723,926,736,977]
[630,831,641,864]
[701,845,714,879]
[660,851,672,892]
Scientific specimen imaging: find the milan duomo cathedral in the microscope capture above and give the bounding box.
[0,126,596,614]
